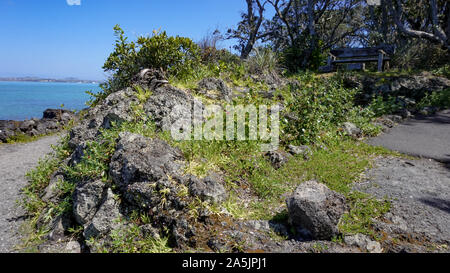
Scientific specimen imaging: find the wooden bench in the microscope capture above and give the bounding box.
[320,46,393,72]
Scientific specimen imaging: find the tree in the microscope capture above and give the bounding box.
[387,0,449,50]
[227,0,269,59]
[265,0,366,70]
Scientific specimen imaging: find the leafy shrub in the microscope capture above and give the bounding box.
[432,64,450,79]
[367,96,403,117]
[282,73,357,144]
[417,88,450,109]
[101,25,201,96]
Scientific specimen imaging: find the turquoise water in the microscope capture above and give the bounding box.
[0,81,101,120]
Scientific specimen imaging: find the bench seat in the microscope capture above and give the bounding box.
[320,46,393,72]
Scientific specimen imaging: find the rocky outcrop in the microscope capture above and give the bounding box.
[0,109,75,143]
[143,85,204,132]
[39,69,422,253]
[73,180,108,226]
[83,188,122,239]
[68,88,138,149]
[286,180,348,240]
[188,174,227,203]
[109,132,185,208]
[68,83,203,150]
[196,77,232,101]
[344,72,450,104]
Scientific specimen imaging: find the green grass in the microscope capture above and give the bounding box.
[339,191,391,238]
[88,223,173,253]
[5,132,56,144]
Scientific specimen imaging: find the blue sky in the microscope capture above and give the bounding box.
[0,0,252,80]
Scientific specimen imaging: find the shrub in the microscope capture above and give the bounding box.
[101,25,201,96]
[282,73,357,144]
[432,64,450,79]
[367,96,403,117]
[417,88,450,109]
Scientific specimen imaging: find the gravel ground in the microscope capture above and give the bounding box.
[355,157,450,247]
[0,135,61,253]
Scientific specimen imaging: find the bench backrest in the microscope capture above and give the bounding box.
[330,46,393,58]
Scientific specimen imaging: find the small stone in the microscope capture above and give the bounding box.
[189,174,227,203]
[265,150,291,169]
[342,122,362,138]
[286,180,348,240]
[344,234,383,253]
[287,145,312,160]
[64,241,82,253]
[385,115,402,123]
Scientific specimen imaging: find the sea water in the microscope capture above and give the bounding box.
[0,81,101,120]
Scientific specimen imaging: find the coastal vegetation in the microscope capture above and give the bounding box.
[19,0,450,253]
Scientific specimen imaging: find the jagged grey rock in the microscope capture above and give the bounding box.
[286,180,348,240]
[188,174,227,203]
[41,171,65,203]
[83,188,122,239]
[109,132,185,208]
[265,150,291,169]
[197,77,232,101]
[110,132,184,188]
[344,234,383,253]
[73,180,108,226]
[287,145,312,160]
[342,122,361,138]
[68,88,138,149]
[46,213,73,242]
[144,85,204,132]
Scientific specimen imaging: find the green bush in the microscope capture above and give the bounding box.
[100,25,201,96]
[367,96,403,117]
[432,64,450,79]
[417,88,450,109]
[282,73,357,144]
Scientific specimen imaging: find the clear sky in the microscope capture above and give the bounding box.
[0,0,250,81]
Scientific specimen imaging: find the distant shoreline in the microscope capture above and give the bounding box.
[0,77,100,84]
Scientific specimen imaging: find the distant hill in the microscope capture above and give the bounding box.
[0,76,100,84]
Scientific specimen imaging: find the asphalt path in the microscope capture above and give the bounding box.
[367,109,450,164]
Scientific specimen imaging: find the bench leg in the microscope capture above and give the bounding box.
[378,52,384,72]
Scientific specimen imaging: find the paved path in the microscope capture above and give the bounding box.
[363,110,450,251]
[367,110,450,164]
[0,135,61,253]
